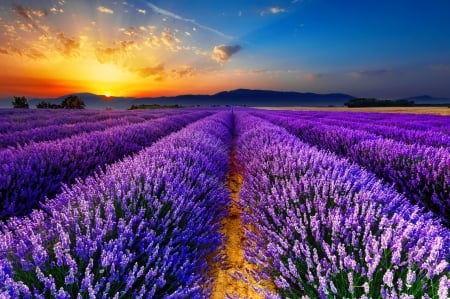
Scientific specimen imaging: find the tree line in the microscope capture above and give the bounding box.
[12,95,86,109]
[344,98,415,107]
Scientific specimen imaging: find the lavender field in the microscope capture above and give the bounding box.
[0,108,449,298]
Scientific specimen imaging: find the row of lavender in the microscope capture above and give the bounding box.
[259,110,450,147]
[0,112,233,298]
[271,110,450,134]
[0,108,191,135]
[0,114,154,150]
[251,110,450,225]
[235,112,449,298]
[0,110,212,219]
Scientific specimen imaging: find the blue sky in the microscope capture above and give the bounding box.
[0,0,449,98]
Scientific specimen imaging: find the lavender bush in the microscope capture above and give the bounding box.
[0,108,190,135]
[235,112,449,298]
[0,111,232,298]
[253,111,450,225]
[0,111,211,219]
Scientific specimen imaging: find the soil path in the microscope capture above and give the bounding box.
[210,153,271,298]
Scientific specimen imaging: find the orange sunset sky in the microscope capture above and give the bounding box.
[1,0,450,99]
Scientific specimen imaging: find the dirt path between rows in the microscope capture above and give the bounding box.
[210,153,273,298]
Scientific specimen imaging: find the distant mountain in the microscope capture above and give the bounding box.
[398,95,450,105]
[1,89,355,109]
[2,91,450,110]
[28,93,136,110]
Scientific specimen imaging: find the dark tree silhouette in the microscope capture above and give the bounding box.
[36,101,63,109]
[61,95,85,109]
[12,96,29,109]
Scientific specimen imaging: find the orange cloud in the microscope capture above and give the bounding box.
[56,32,80,57]
[134,64,165,80]
[171,66,194,78]
[13,5,48,20]
[95,41,135,64]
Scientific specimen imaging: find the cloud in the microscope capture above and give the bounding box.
[56,32,80,57]
[0,46,46,60]
[143,28,181,51]
[161,28,181,50]
[134,64,165,81]
[171,66,194,78]
[13,5,47,20]
[351,69,400,78]
[25,48,47,60]
[137,9,146,14]
[261,7,286,16]
[13,5,49,33]
[95,41,135,64]
[211,45,242,63]
[119,27,139,37]
[97,6,114,14]
[2,24,16,37]
[50,7,64,14]
[145,2,232,39]
[304,73,323,80]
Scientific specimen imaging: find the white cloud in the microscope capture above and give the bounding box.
[137,9,146,14]
[212,44,242,63]
[145,2,232,39]
[50,7,64,14]
[261,7,286,16]
[97,6,114,14]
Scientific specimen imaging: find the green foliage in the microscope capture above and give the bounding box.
[12,96,29,109]
[344,98,415,107]
[36,101,63,109]
[61,95,86,109]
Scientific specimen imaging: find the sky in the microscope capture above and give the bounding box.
[0,0,450,99]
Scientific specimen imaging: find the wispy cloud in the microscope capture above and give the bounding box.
[142,28,181,51]
[56,32,80,57]
[212,44,242,63]
[13,5,48,20]
[171,66,194,78]
[97,6,114,14]
[50,7,64,14]
[351,69,400,78]
[137,9,146,14]
[13,5,49,33]
[95,41,135,64]
[261,7,286,16]
[25,48,47,60]
[304,73,324,80]
[134,64,165,80]
[145,2,232,39]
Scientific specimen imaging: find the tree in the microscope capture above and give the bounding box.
[12,96,29,109]
[61,95,85,109]
[36,101,63,109]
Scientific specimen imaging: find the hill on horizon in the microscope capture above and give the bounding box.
[1,89,354,110]
[1,90,450,110]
